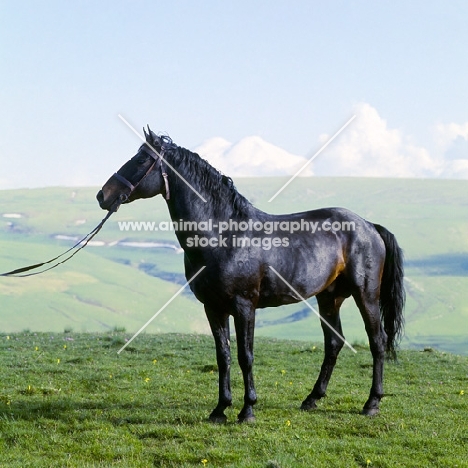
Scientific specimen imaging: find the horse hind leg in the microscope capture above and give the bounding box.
[233,300,257,423]
[353,290,387,416]
[301,290,346,411]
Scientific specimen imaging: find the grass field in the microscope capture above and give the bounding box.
[1,177,467,354]
[0,332,467,467]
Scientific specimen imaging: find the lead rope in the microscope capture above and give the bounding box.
[0,209,115,277]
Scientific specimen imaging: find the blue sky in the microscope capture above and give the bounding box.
[1,1,468,187]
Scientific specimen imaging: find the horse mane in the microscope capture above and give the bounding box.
[147,131,252,218]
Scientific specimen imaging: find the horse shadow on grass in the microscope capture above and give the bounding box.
[1,396,376,428]
[0,398,212,427]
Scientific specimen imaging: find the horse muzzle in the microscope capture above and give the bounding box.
[96,190,122,212]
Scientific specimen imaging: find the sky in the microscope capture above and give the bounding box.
[1,0,468,188]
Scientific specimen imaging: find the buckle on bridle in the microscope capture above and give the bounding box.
[162,172,170,200]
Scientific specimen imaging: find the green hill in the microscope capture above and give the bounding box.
[1,178,467,354]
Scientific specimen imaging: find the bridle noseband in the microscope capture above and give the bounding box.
[113,146,170,202]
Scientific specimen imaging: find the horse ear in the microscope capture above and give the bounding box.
[147,125,154,141]
[143,126,150,142]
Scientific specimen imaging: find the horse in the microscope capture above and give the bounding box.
[96,128,405,422]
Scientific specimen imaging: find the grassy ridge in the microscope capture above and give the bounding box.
[1,178,468,353]
[0,332,467,467]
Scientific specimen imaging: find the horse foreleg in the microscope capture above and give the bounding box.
[301,292,345,411]
[206,307,232,423]
[233,304,257,423]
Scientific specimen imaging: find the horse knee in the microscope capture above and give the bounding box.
[217,353,231,372]
[369,333,386,357]
[325,334,345,358]
[333,336,345,352]
[238,349,254,371]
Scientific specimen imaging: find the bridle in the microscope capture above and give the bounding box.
[112,145,170,202]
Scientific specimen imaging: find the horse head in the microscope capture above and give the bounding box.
[96,127,171,212]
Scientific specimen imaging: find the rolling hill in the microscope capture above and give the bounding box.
[1,177,467,354]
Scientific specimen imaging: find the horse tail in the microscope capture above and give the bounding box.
[373,224,406,359]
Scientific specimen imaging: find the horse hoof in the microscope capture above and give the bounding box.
[361,407,379,416]
[208,414,227,424]
[238,415,256,424]
[300,401,317,411]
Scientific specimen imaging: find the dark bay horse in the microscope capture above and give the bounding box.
[97,129,405,422]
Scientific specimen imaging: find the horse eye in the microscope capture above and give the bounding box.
[136,157,147,164]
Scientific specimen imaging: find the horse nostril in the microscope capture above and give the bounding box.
[96,190,104,204]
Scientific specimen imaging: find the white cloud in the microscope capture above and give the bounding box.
[193,135,313,177]
[433,122,468,151]
[433,122,468,178]
[193,105,468,180]
[311,103,439,178]
[441,158,468,178]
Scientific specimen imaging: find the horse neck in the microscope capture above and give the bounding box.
[163,148,253,228]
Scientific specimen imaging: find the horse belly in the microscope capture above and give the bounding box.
[257,257,340,308]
